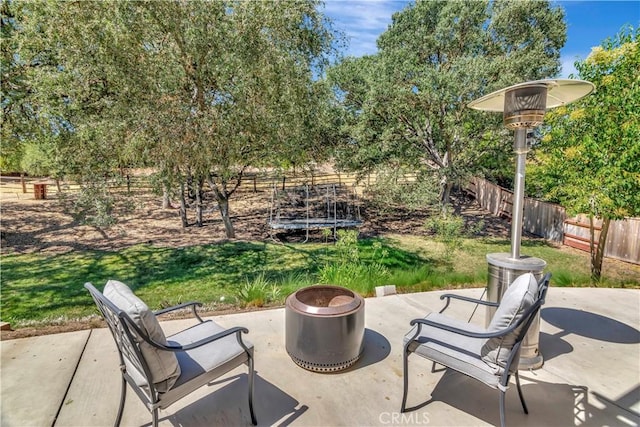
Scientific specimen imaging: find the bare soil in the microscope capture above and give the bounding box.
[0,189,510,254]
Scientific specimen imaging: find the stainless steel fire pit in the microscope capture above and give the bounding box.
[285,285,365,372]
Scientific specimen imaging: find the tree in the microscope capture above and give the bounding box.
[1,0,47,173]
[530,27,639,283]
[16,1,337,236]
[328,0,566,206]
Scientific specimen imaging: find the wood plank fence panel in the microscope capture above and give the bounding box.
[605,218,640,263]
[470,177,639,265]
[564,215,640,265]
[523,198,566,242]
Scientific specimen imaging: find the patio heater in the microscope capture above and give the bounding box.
[468,79,594,369]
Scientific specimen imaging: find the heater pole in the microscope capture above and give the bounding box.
[510,127,528,260]
[469,79,594,370]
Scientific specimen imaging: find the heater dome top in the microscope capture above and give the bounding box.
[468,79,595,113]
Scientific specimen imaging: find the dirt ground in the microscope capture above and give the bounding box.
[0,188,510,255]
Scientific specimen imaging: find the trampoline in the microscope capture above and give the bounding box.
[268,183,363,242]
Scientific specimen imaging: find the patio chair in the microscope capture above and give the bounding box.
[85,280,257,427]
[401,272,551,427]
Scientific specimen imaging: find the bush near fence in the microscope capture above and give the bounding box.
[469,177,640,265]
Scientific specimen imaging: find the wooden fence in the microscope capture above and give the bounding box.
[564,215,640,265]
[0,171,362,199]
[470,177,639,265]
[1,169,423,200]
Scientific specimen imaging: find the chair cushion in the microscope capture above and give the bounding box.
[481,273,538,370]
[104,280,180,392]
[404,313,500,387]
[158,320,253,409]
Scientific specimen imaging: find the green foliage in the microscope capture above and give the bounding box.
[318,230,391,295]
[70,182,118,227]
[19,141,55,177]
[1,0,33,172]
[425,208,484,261]
[334,229,361,263]
[551,269,592,287]
[235,273,282,308]
[319,262,390,295]
[531,26,639,219]
[529,26,640,281]
[12,0,340,237]
[364,167,440,212]
[328,0,566,205]
[65,176,137,227]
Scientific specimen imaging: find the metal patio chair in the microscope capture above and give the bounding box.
[85,280,257,427]
[401,272,551,427]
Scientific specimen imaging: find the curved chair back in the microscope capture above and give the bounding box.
[85,283,159,401]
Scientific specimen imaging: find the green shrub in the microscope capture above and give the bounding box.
[235,273,280,308]
[364,167,439,212]
[319,230,390,295]
[425,208,484,261]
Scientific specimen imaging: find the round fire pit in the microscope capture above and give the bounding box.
[285,285,365,372]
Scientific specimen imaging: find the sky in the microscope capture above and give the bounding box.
[322,0,640,78]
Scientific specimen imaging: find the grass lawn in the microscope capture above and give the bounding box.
[1,234,638,328]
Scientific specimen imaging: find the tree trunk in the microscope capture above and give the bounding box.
[20,173,26,193]
[207,169,245,239]
[216,196,235,238]
[162,183,172,209]
[186,169,195,202]
[195,179,204,227]
[440,176,453,207]
[179,181,188,228]
[591,217,611,284]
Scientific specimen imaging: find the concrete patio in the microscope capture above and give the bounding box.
[2,287,639,427]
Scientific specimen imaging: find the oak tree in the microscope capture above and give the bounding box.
[329,0,566,206]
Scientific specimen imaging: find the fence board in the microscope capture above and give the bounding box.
[470,177,639,265]
[564,215,640,265]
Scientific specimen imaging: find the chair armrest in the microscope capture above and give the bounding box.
[163,326,250,352]
[439,293,498,313]
[409,317,498,339]
[409,303,537,340]
[154,301,204,323]
[127,319,250,352]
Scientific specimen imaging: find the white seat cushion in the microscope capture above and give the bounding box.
[104,280,180,392]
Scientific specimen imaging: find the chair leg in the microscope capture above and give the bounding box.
[248,355,257,425]
[401,347,410,413]
[499,389,506,427]
[152,408,158,427]
[115,376,126,427]
[515,371,529,414]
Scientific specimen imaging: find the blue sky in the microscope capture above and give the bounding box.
[322,0,640,77]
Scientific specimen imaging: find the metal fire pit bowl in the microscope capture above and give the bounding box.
[285,285,365,372]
